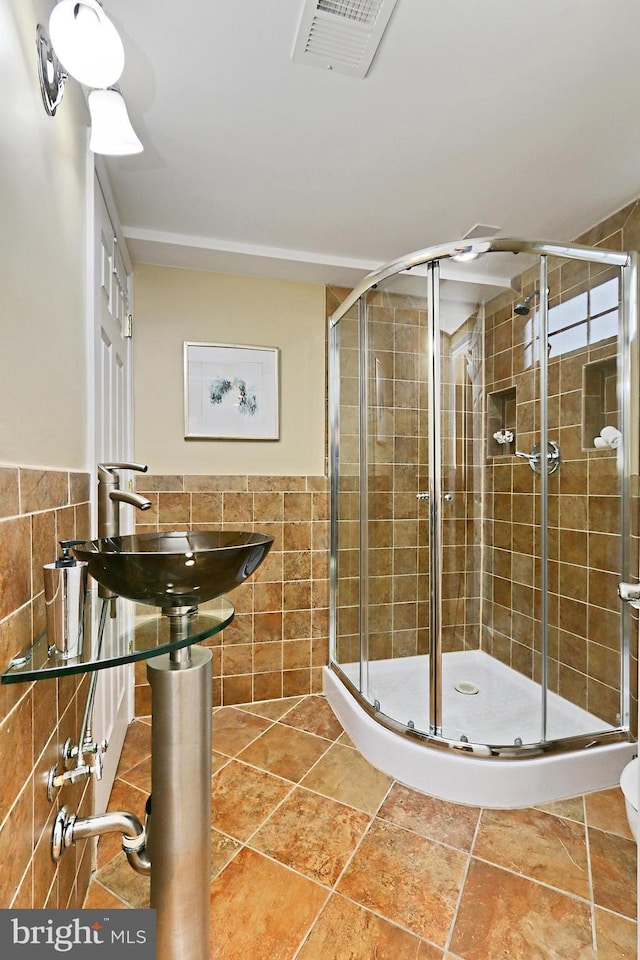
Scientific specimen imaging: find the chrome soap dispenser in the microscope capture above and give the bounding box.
[43,540,88,660]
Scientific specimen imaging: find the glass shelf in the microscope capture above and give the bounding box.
[1,591,235,684]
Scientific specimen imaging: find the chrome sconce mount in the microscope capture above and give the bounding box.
[515,440,561,476]
[36,24,66,117]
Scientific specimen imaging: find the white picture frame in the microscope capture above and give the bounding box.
[184,341,280,440]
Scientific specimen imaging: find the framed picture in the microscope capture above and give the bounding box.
[184,342,280,440]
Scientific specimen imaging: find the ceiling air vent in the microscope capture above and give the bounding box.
[292,0,400,78]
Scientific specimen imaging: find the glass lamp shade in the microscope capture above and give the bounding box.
[49,0,125,88]
[88,89,143,155]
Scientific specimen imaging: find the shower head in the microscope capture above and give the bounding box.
[514,290,539,316]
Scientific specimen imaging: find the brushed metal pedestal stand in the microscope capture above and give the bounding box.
[147,620,212,960]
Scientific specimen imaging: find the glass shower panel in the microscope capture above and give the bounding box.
[439,252,545,746]
[544,253,627,738]
[330,301,363,686]
[362,273,430,724]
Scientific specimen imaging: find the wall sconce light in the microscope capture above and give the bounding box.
[49,0,124,88]
[36,1,143,155]
[88,88,143,155]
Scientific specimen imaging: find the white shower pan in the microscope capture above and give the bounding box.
[325,651,635,808]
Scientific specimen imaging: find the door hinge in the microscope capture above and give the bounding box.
[125,314,133,338]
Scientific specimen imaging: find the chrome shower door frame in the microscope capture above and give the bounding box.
[329,237,636,759]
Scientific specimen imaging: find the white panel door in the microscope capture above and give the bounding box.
[92,175,134,812]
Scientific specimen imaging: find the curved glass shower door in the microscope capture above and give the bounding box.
[362,272,432,726]
[329,238,636,756]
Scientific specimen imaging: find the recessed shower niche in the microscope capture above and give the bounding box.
[487,386,516,456]
[583,356,619,449]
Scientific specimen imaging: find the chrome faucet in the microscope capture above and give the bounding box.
[97,462,152,538]
[97,463,152,600]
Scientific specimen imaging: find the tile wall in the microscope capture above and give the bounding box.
[331,289,483,665]
[0,466,93,908]
[483,201,640,728]
[132,474,330,713]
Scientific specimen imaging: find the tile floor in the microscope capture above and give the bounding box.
[84,694,638,959]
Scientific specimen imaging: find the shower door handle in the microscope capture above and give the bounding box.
[416,493,453,501]
[618,582,640,610]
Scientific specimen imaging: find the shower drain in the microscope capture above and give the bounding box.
[454,681,479,695]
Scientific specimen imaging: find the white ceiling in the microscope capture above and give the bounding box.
[103,0,640,293]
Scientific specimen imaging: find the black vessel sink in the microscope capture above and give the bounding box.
[72,531,274,609]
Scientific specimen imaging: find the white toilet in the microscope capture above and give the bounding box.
[620,757,638,842]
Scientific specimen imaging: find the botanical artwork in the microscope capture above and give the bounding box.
[184,342,279,439]
[209,375,258,417]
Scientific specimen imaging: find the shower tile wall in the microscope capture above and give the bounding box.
[443,315,483,653]
[365,291,431,662]
[483,200,640,731]
[0,466,93,908]
[330,287,482,666]
[133,474,330,712]
[331,290,433,665]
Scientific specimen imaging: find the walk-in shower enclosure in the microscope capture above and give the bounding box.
[328,238,638,805]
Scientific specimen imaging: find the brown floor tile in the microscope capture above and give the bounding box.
[300,742,392,814]
[535,795,585,823]
[116,720,152,776]
[450,859,593,960]
[94,855,150,909]
[211,750,229,774]
[93,697,636,960]
[119,756,152,794]
[595,906,638,959]
[211,760,292,841]
[240,696,302,720]
[337,819,466,945]
[237,723,331,782]
[211,707,272,756]
[378,783,480,852]
[83,881,129,910]
[585,786,634,840]
[473,806,590,899]
[296,893,443,959]
[210,847,327,960]
[279,695,344,741]
[211,829,242,880]
[337,730,355,748]
[250,787,370,886]
[589,826,637,918]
